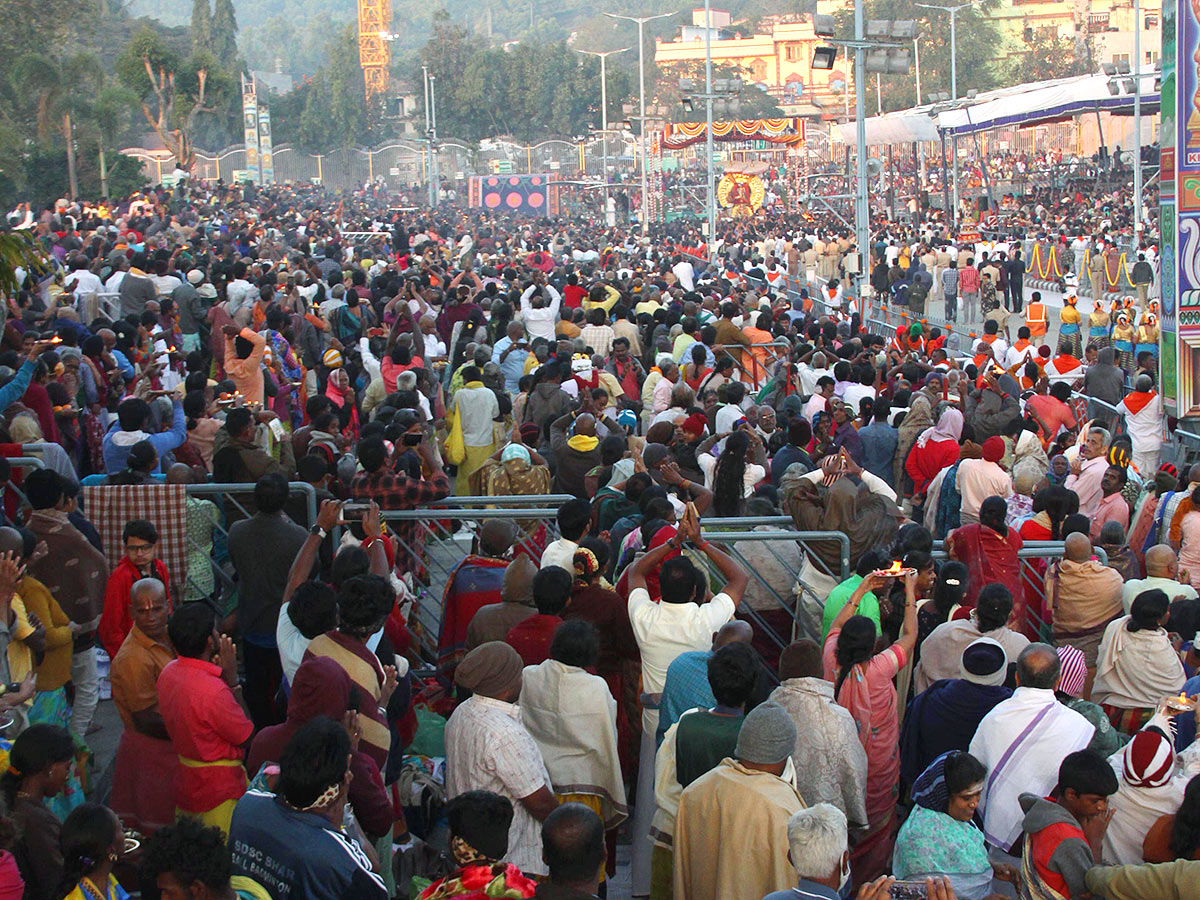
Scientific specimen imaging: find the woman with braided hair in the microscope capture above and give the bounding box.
[57,803,127,900]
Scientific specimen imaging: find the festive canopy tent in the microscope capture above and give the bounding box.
[662,117,807,149]
[836,68,1160,146]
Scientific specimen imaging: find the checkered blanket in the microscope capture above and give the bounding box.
[81,485,189,603]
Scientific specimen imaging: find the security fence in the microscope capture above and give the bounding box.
[392,496,1068,662]
[931,539,1067,640]
[0,456,46,514]
[120,134,637,192]
[181,481,318,606]
[375,496,572,659]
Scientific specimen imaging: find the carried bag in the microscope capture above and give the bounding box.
[443,406,466,466]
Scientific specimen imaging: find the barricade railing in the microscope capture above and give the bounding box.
[181,481,318,606]
[692,525,850,649]
[2,457,46,521]
[931,539,1066,639]
[712,342,790,391]
[375,506,564,659]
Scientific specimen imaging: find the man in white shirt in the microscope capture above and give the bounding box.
[1117,374,1165,476]
[969,643,1094,854]
[714,382,750,432]
[104,256,129,294]
[226,262,256,322]
[672,256,695,292]
[625,511,748,897]
[519,280,561,344]
[797,353,832,395]
[540,498,589,571]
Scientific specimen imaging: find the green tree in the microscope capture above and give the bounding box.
[116,26,235,168]
[210,0,239,64]
[294,25,369,151]
[1019,29,1094,83]
[191,0,212,55]
[830,1,1005,113]
[0,0,90,63]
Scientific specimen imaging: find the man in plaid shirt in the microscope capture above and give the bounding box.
[350,435,450,580]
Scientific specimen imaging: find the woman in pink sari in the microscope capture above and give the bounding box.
[823,569,919,886]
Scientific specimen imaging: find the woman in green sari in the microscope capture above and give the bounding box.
[893,751,1016,900]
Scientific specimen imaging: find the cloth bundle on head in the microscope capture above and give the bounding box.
[734,701,796,765]
[322,349,343,369]
[1122,728,1176,788]
[1056,644,1088,697]
[501,555,537,606]
[960,638,1008,686]
[911,751,962,813]
[981,436,1005,464]
[501,443,531,464]
[682,412,708,436]
[573,547,600,578]
[454,641,524,698]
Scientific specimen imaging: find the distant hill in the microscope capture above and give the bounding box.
[124,0,771,79]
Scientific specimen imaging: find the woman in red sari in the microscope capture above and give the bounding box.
[905,407,963,497]
[948,496,1027,628]
[1017,486,1078,633]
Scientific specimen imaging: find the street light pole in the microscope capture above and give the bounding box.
[576,47,629,221]
[916,2,969,225]
[430,75,439,207]
[1133,0,1142,234]
[605,11,676,237]
[854,0,868,287]
[704,0,716,262]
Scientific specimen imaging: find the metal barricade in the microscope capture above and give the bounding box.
[182,482,318,606]
[2,457,46,520]
[377,503,569,659]
[712,342,790,391]
[932,539,1066,639]
[693,523,851,649]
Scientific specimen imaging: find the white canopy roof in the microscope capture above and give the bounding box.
[836,68,1159,146]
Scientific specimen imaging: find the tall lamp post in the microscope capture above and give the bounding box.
[915,2,971,224]
[1133,0,1142,235]
[605,11,676,237]
[576,47,630,217]
[813,12,912,291]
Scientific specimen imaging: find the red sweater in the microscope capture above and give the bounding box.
[99,556,171,659]
[905,439,961,494]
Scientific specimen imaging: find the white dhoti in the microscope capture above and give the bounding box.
[630,699,660,897]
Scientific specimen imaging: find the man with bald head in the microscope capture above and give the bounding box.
[655,620,769,746]
[1122,543,1199,613]
[539,803,606,898]
[1047,532,1124,693]
[969,643,1095,855]
[550,405,625,500]
[110,576,177,832]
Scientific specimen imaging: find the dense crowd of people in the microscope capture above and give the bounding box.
[0,171,1189,900]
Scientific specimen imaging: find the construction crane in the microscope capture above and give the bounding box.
[358,0,393,105]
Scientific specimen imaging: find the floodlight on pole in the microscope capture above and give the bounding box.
[812,46,838,69]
